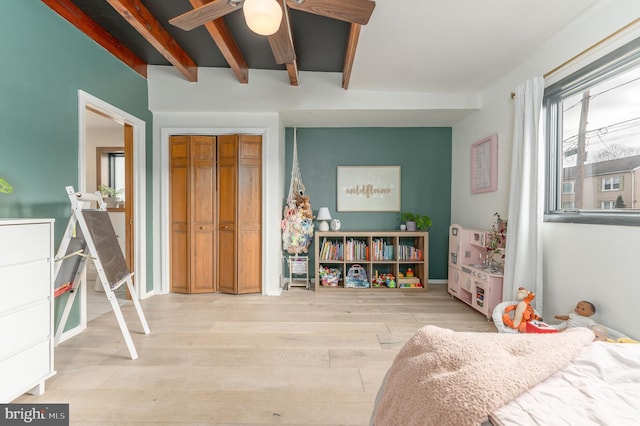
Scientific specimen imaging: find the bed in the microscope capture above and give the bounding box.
[370,325,640,426]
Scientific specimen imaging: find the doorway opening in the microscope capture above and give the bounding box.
[55,90,148,342]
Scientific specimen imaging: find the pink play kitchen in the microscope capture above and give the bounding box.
[448,224,504,319]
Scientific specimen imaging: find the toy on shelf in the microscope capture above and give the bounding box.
[318,265,341,287]
[372,270,385,287]
[385,274,396,288]
[372,271,398,288]
[396,267,422,288]
[398,278,422,288]
[345,264,369,288]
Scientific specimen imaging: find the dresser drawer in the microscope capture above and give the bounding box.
[0,261,50,313]
[0,340,52,403]
[0,222,51,267]
[0,219,54,403]
[0,299,50,361]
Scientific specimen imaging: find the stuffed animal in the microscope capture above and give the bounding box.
[294,194,314,220]
[502,287,541,333]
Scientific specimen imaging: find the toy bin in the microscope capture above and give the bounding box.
[319,265,341,287]
[345,264,369,288]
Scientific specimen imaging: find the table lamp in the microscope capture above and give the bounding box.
[317,207,331,231]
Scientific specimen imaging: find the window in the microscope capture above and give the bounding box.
[96,147,126,208]
[562,180,575,193]
[544,36,640,225]
[601,176,621,191]
[108,152,125,195]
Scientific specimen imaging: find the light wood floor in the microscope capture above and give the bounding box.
[16,284,497,425]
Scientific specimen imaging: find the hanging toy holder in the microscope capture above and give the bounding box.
[281,128,315,255]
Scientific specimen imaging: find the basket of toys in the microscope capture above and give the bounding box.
[319,265,341,287]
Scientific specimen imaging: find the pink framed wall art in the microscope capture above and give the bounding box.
[471,134,498,193]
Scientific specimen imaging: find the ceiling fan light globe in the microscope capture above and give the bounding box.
[243,0,283,36]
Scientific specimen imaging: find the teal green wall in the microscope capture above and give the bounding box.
[0,2,153,332]
[285,127,452,280]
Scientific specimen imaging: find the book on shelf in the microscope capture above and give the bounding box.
[372,238,394,261]
[320,237,343,261]
[345,238,368,261]
[398,244,422,261]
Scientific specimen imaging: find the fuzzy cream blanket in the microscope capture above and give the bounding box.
[371,325,594,426]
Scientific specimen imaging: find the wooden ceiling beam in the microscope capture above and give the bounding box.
[287,0,375,25]
[106,0,198,82]
[286,62,299,86]
[41,0,147,78]
[189,0,249,84]
[342,23,361,90]
[268,0,298,86]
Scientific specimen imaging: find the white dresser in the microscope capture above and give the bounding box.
[0,219,55,402]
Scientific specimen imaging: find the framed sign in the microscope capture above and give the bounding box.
[337,166,401,212]
[471,134,498,193]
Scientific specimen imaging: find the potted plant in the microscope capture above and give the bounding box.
[0,178,13,194]
[401,212,432,231]
[415,214,432,231]
[98,184,123,208]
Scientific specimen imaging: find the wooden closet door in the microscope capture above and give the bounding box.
[237,135,262,294]
[217,135,238,294]
[169,136,189,293]
[169,135,216,294]
[189,136,216,293]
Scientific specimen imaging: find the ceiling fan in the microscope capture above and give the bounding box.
[170,0,376,65]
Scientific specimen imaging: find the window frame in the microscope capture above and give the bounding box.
[562,180,575,194]
[600,176,621,192]
[601,200,615,210]
[96,146,125,211]
[544,36,640,226]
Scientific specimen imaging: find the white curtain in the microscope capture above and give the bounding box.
[503,77,545,311]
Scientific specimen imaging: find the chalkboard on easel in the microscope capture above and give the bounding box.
[54,186,149,359]
[82,210,130,288]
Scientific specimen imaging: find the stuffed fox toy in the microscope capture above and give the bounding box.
[502,287,540,333]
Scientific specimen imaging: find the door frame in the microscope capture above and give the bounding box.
[77,90,148,319]
[159,127,266,295]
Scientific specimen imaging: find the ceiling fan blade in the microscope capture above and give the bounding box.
[287,0,375,25]
[169,0,239,31]
[268,0,296,64]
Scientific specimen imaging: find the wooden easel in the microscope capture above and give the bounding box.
[54,186,150,360]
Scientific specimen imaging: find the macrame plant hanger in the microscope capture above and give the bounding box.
[281,127,314,255]
[287,128,305,211]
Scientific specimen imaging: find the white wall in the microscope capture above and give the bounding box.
[452,0,640,338]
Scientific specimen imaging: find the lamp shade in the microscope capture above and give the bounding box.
[317,207,331,221]
[243,0,283,36]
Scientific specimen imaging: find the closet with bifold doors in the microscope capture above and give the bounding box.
[169,134,262,294]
